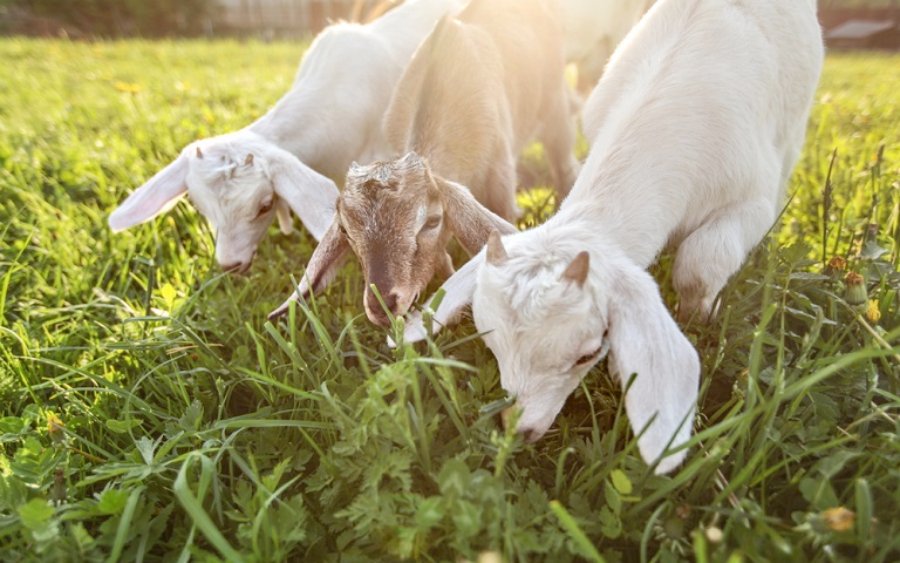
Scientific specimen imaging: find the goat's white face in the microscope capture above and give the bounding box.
[473,234,609,441]
[186,141,279,273]
[109,131,338,273]
[464,231,700,474]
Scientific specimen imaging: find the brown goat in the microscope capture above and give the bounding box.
[269,0,576,326]
[268,153,516,324]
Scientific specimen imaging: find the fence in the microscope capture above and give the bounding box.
[215,0,393,36]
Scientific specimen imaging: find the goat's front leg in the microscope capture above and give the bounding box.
[538,83,579,202]
[673,198,777,322]
[484,146,521,222]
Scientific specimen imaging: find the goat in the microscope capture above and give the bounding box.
[400,0,824,473]
[267,153,518,325]
[561,0,656,91]
[108,0,464,273]
[269,0,577,326]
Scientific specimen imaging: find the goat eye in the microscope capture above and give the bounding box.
[421,215,442,232]
[256,200,274,218]
[575,346,604,368]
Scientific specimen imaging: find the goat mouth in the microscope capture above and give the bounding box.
[367,310,393,328]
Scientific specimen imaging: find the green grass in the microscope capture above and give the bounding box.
[0,39,898,562]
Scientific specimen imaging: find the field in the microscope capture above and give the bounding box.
[0,39,898,561]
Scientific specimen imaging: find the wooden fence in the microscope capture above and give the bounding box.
[215,0,393,36]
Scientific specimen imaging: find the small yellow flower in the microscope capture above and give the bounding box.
[823,506,855,532]
[113,81,142,94]
[47,412,65,440]
[866,300,881,323]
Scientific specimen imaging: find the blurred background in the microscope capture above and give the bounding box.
[0,0,898,47]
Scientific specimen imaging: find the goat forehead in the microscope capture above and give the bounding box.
[342,182,431,233]
[347,157,431,190]
[188,172,265,212]
[480,257,587,323]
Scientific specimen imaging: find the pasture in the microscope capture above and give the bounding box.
[0,39,898,561]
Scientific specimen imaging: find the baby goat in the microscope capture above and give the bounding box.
[270,0,577,325]
[401,0,824,473]
[108,0,463,273]
[269,153,517,324]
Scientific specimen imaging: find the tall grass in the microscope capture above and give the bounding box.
[0,40,898,561]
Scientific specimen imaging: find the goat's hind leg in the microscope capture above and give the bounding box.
[673,198,777,322]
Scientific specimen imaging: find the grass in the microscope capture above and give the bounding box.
[0,38,898,562]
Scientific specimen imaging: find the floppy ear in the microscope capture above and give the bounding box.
[269,148,339,242]
[108,154,189,232]
[400,250,483,343]
[268,217,350,320]
[606,260,700,475]
[433,175,517,255]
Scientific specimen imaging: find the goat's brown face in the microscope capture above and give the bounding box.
[338,155,453,326]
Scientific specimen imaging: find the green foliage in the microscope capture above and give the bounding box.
[0,40,898,561]
[9,0,214,37]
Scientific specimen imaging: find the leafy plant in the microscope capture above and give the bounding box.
[0,41,898,561]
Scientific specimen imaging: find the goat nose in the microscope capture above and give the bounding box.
[522,429,542,443]
[383,291,399,314]
[221,260,251,274]
[369,287,399,312]
[514,426,542,443]
[221,261,243,272]
[501,406,542,442]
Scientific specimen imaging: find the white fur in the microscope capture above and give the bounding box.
[561,0,655,90]
[108,0,464,270]
[403,0,824,473]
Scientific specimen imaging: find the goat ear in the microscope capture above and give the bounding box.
[607,260,700,475]
[435,175,517,256]
[275,198,294,235]
[108,154,189,232]
[269,149,339,242]
[268,217,350,320]
[486,230,508,266]
[562,251,590,286]
[401,251,483,343]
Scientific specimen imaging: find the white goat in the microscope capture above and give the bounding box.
[269,0,576,325]
[108,0,464,273]
[561,0,655,91]
[401,0,824,474]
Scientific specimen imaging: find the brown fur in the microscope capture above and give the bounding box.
[269,153,516,325]
[383,0,578,219]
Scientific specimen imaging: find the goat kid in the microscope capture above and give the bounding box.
[400,0,824,474]
[270,0,577,325]
[108,0,463,273]
[268,153,517,325]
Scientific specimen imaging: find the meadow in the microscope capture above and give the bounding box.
[0,38,898,561]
